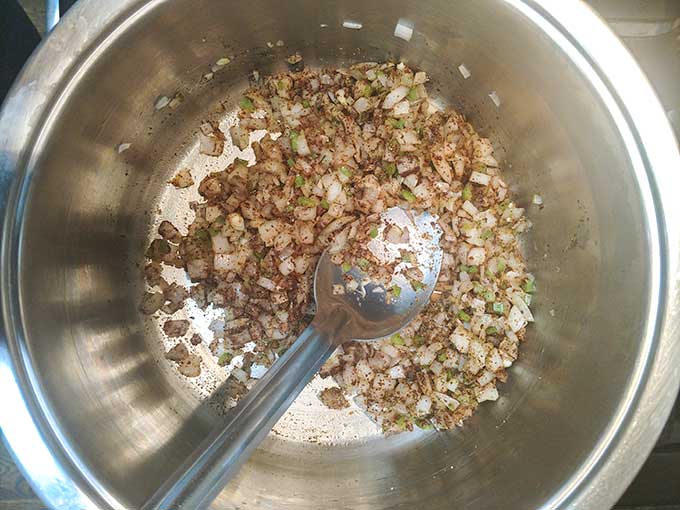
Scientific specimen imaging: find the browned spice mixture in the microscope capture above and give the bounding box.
[142,61,535,432]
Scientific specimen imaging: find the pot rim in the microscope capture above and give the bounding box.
[1,1,679,509]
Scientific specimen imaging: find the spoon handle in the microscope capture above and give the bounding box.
[143,322,338,510]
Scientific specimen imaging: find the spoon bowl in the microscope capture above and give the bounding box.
[314,207,443,341]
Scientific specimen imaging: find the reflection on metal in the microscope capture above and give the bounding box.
[45,0,60,33]
[609,20,675,37]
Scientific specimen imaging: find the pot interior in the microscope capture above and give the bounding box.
[16,0,651,508]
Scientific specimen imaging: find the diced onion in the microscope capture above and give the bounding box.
[476,384,499,402]
[415,396,432,415]
[392,100,410,117]
[158,61,534,434]
[477,370,495,386]
[382,86,410,109]
[510,292,535,322]
[466,247,486,266]
[507,305,527,332]
[389,365,406,379]
[214,252,246,272]
[462,200,479,217]
[450,329,470,353]
[231,367,248,383]
[256,276,278,290]
[434,391,460,410]
[278,258,295,276]
[469,171,491,186]
[486,349,504,372]
[199,133,224,156]
[354,97,371,113]
[211,234,230,254]
[295,131,311,156]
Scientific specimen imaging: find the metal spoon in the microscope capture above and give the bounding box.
[143,207,443,510]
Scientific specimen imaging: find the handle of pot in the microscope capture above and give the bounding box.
[142,322,338,510]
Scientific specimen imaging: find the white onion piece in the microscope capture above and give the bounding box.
[274,232,293,251]
[228,213,245,231]
[510,292,535,322]
[294,256,309,274]
[326,179,343,202]
[415,396,432,415]
[413,71,428,85]
[278,258,295,276]
[154,96,170,110]
[403,173,418,190]
[231,367,248,383]
[506,330,519,344]
[392,100,410,117]
[199,133,224,156]
[256,276,278,291]
[397,129,419,146]
[486,349,504,372]
[294,206,317,222]
[432,152,452,183]
[186,259,209,280]
[214,252,245,272]
[258,220,283,246]
[450,329,470,353]
[415,346,437,366]
[353,97,371,113]
[271,329,286,340]
[474,138,494,157]
[469,341,487,365]
[318,216,354,245]
[385,224,406,244]
[250,364,268,379]
[478,155,498,167]
[382,86,410,109]
[328,227,350,254]
[211,234,230,254]
[205,205,221,223]
[476,384,499,402]
[388,365,406,379]
[469,171,491,186]
[477,370,495,386]
[434,391,459,410]
[356,360,374,381]
[429,360,443,376]
[507,306,527,333]
[209,319,225,333]
[297,222,315,244]
[466,247,486,266]
[295,131,311,156]
[377,344,398,360]
[462,200,479,217]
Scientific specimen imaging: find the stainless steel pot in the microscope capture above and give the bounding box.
[2,1,680,509]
